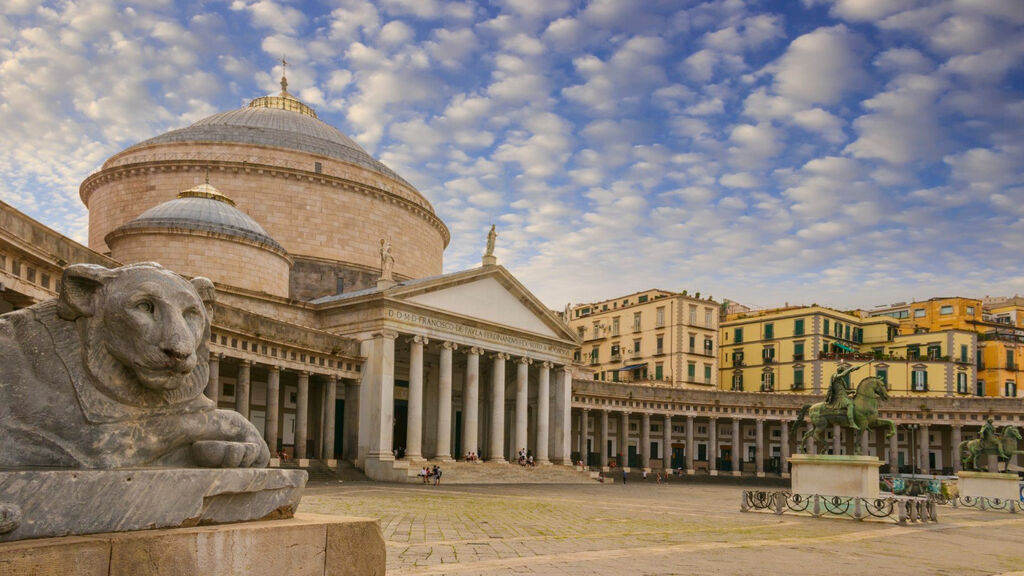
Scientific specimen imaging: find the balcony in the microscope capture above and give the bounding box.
[791,383,805,391]
[792,354,804,361]
[762,357,775,364]
[610,353,622,362]
[630,350,643,359]
[589,356,600,366]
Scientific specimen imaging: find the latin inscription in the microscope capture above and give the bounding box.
[386,309,571,360]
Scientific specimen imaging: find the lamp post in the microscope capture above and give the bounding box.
[906,423,919,479]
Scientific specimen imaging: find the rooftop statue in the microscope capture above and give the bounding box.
[792,372,896,455]
[0,262,269,469]
[380,237,395,281]
[485,224,496,257]
[960,419,1023,472]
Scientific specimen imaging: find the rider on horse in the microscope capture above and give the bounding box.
[980,417,1010,460]
[825,362,871,431]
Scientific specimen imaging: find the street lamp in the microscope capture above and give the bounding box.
[906,423,919,480]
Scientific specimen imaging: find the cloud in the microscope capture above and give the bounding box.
[845,73,948,164]
[771,25,866,107]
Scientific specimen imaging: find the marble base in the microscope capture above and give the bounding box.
[789,454,882,499]
[957,471,1021,501]
[0,468,307,542]
[0,513,383,576]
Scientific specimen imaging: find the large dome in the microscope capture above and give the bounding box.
[128,99,411,188]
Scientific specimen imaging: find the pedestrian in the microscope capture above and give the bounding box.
[622,468,627,485]
[642,469,648,480]
[434,466,442,486]
[656,472,662,484]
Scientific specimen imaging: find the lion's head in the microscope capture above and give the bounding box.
[57,263,215,406]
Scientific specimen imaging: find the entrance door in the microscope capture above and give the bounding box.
[333,399,344,460]
[393,400,408,458]
[283,413,296,447]
[720,446,732,472]
[627,444,638,467]
[454,411,462,459]
[671,443,686,469]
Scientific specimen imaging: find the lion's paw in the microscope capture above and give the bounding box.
[192,440,266,468]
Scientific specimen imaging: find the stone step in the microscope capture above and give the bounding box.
[397,460,596,484]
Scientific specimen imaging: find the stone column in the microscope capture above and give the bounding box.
[322,376,337,460]
[235,360,251,419]
[266,366,280,452]
[579,407,589,466]
[463,348,481,459]
[553,367,574,465]
[832,423,841,455]
[708,417,718,475]
[515,357,530,458]
[436,342,456,461]
[206,353,220,404]
[780,420,790,477]
[755,419,765,477]
[536,362,551,464]
[406,336,428,461]
[343,382,359,462]
[599,409,609,467]
[366,330,397,464]
[640,412,651,469]
[888,428,899,471]
[296,371,310,460]
[488,353,509,462]
[663,415,672,471]
[920,424,930,474]
[951,425,962,473]
[685,415,695,474]
[859,427,870,455]
[732,418,742,476]
[618,412,630,468]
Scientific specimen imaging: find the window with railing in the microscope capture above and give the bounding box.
[704,338,713,355]
[957,372,968,394]
[732,351,744,366]
[793,367,804,389]
[656,307,665,328]
[688,334,695,353]
[656,335,664,355]
[732,372,743,391]
[760,371,775,392]
[907,345,920,361]
[793,341,804,361]
[704,364,712,384]
[911,369,928,391]
[927,345,941,360]
[633,312,642,332]
[687,362,696,381]
[762,347,775,363]
[611,317,620,336]
[1005,381,1017,398]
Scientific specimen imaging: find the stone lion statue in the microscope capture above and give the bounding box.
[0,262,269,469]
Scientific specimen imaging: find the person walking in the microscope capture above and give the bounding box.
[433,465,442,486]
[622,468,627,485]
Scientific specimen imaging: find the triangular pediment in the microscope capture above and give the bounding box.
[400,273,565,340]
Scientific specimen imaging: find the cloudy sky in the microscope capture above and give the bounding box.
[1,0,1023,311]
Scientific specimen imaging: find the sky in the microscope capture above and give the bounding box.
[1,0,1023,312]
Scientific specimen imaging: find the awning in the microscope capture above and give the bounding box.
[616,363,647,372]
[833,342,855,352]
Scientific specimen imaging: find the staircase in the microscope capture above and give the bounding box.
[393,460,596,484]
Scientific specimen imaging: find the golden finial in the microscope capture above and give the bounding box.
[280,55,288,94]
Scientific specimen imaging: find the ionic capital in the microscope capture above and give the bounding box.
[442,341,459,351]
[517,356,532,365]
[540,361,553,369]
[466,346,483,356]
[268,365,281,373]
[411,335,429,346]
[375,329,399,340]
[492,352,510,361]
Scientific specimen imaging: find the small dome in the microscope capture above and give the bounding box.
[107,182,284,253]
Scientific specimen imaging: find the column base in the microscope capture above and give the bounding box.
[487,458,508,464]
[710,470,719,476]
[756,472,766,478]
[732,471,742,477]
[686,469,695,475]
[536,459,552,466]
[296,458,312,468]
[321,459,338,468]
[405,455,426,463]
[781,473,791,479]
[434,456,456,463]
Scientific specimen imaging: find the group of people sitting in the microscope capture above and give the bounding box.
[418,465,443,485]
[517,448,535,467]
[464,451,481,462]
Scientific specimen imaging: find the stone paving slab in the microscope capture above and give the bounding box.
[300,481,1024,575]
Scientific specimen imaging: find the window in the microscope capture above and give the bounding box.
[0,254,5,270]
[760,371,775,392]
[853,328,863,343]
[794,319,804,336]
[612,371,619,382]
[611,317,620,336]
[732,350,744,365]
[704,364,711,384]
[823,319,829,335]
[633,312,642,331]
[592,322,600,339]
[1005,381,1017,398]
[27,268,35,283]
[907,345,920,360]
[960,345,968,363]
[688,334,695,352]
[1007,350,1016,370]
[589,348,599,363]
[764,323,774,339]
[911,369,928,391]
[12,259,20,276]
[793,367,804,389]
[927,345,941,360]
[41,273,50,290]
[977,380,985,396]
[705,309,712,328]
[957,372,968,394]
[914,309,925,318]
[656,336,664,355]
[602,304,608,311]
[655,363,663,380]
[762,347,775,362]
[940,305,953,315]
[844,325,850,341]
[732,372,743,391]
[966,306,975,315]
[689,305,697,325]
[876,368,888,384]
[577,327,585,339]
[611,343,620,358]
[633,339,641,353]
[656,306,665,327]
[638,295,649,303]
[703,338,713,355]
[734,328,743,343]
[687,362,696,381]
[793,341,804,361]
[336,276,344,294]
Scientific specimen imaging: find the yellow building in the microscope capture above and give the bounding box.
[720,306,977,397]
[568,289,719,387]
[869,297,1022,397]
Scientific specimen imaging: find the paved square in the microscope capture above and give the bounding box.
[301,479,1024,575]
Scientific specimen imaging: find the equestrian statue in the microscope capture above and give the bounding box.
[959,418,1024,472]
[792,361,896,455]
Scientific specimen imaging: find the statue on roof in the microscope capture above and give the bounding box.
[485,224,496,257]
[380,238,394,281]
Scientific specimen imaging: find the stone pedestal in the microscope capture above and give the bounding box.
[789,454,882,499]
[957,471,1021,502]
[0,513,384,576]
[0,468,306,542]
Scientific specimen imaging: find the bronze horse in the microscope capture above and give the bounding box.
[959,426,1023,472]
[792,376,896,455]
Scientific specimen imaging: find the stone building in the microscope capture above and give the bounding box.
[0,76,578,481]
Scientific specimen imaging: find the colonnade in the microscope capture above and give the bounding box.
[572,408,1007,476]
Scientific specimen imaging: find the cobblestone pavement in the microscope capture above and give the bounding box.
[300,480,1024,576]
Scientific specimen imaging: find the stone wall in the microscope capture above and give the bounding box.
[289,257,396,302]
[81,146,447,281]
[109,230,291,298]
